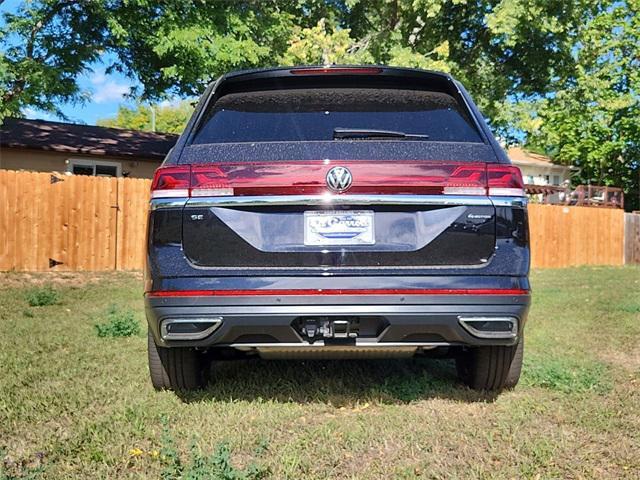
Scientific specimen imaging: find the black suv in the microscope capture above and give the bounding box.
[145,66,530,392]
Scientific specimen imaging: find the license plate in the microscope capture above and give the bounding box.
[304,210,375,246]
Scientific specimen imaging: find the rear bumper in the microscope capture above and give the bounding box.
[146,292,530,349]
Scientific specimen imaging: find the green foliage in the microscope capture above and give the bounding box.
[0,1,111,119]
[0,0,603,121]
[618,301,640,314]
[24,285,59,307]
[280,18,370,65]
[160,418,270,480]
[94,305,140,338]
[1,1,638,207]
[97,101,193,134]
[103,0,589,125]
[520,0,640,210]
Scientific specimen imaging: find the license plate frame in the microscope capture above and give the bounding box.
[304,210,375,246]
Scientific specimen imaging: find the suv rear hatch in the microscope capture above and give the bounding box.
[152,70,523,272]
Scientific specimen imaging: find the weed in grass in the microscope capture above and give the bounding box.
[94,305,140,338]
[618,301,640,313]
[159,417,270,480]
[522,354,611,394]
[0,449,45,480]
[159,417,182,480]
[24,285,59,307]
[254,438,269,456]
[21,310,34,318]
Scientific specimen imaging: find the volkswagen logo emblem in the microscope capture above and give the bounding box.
[326,166,353,192]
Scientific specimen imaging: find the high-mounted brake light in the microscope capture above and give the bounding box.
[290,67,383,75]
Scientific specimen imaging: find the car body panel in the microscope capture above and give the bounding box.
[145,65,530,355]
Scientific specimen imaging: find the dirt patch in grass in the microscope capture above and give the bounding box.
[600,347,640,372]
[0,271,142,289]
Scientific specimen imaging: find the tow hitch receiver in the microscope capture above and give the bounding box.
[298,317,359,343]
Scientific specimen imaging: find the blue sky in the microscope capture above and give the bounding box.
[1,0,146,125]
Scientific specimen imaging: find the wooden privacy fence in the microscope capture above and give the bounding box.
[0,169,637,271]
[625,212,640,265]
[528,204,626,268]
[0,170,150,271]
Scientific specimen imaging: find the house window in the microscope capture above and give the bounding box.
[68,159,121,177]
[544,175,550,184]
[526,175,534,184]
[552,175,561,185]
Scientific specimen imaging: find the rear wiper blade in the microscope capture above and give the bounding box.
[333,128,430,140]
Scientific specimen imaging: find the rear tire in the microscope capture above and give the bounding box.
[456,337,524,391]
[147,330,206,391]
[504,335,524,389]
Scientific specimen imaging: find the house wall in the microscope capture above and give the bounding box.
[515,163,571,186]
[0,148,160,179]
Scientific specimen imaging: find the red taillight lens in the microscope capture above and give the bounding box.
[150,166,190,198]
[190,165,233,196]
[486,165,525,197]
[150,162,525,198]
[441,165,487,195]
[187,161,488,196]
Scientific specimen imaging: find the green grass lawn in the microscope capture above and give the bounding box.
[1,267,639,479]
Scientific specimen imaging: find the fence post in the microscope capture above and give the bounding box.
[624,213,640,264]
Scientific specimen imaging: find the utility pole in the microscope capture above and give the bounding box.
[149,104,156,132]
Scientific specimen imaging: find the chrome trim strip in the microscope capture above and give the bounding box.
[152,195,527,209]
[186,194,494,207]
[151,198,188,210]
[458,316,518,339]
[160,317,223,340]
[490,197,528,207]
[227,341,451,348]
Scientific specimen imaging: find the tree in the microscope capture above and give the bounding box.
[521,0,640,210]
[97,100,194,134]
[1,0,638,208]
[104,0,590,127]
[0,0,112,119]
[1,0,592,126]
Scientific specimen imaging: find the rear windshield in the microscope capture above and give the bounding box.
[192,88,483,144]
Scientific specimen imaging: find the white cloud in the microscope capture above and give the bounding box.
[22,107,38,117]
[157,97,186,109]
[21,107,55,121]
[89,70,131,104]
[93,81,130,103]
[89,70,107,86]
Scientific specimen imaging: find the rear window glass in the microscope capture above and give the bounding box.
[192,88,482,144]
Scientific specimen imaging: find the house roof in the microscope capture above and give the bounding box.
[507,146,568,169]
[0,117,178,160]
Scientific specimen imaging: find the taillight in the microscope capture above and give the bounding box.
[190,165,234,197]
[486,165,525,197]
[150,166,190,198]
[441,165,486,195]
[150,162,525,198]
